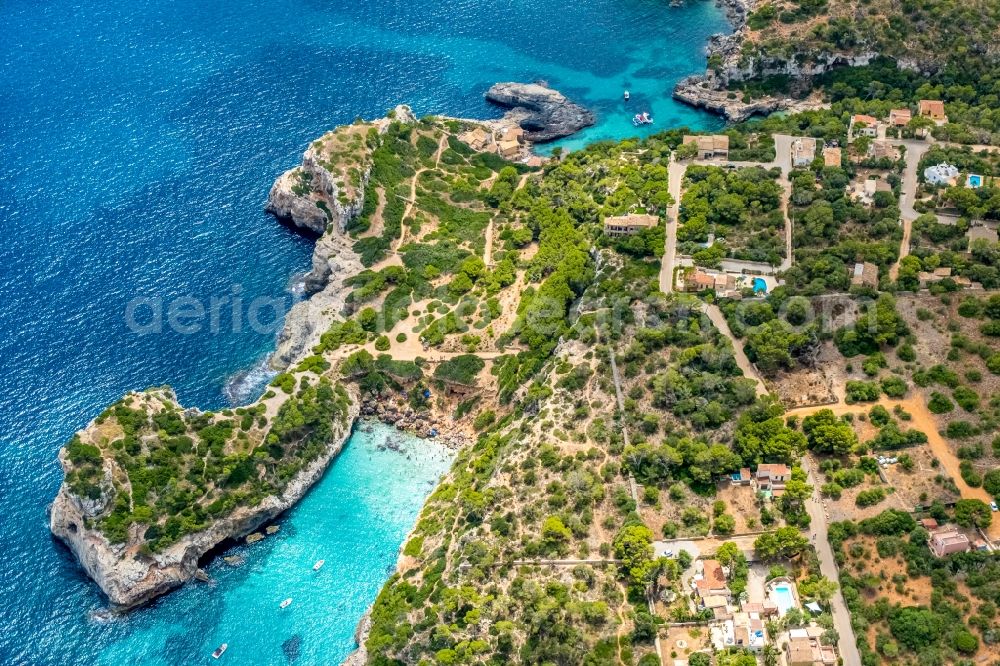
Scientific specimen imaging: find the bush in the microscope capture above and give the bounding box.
[856,488,886,507]
[880,376,908,398]
[846,380,881,403]
[928,392,954,414]
[374,335,391,351]
[952,386,980,412]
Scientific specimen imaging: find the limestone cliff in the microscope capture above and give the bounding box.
[50,385,359,609]
[267,105,416,371]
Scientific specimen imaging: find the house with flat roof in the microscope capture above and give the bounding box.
[791,138,817,167]
[929,526,971,557]
[869,140,900,161]
[603,213,659,237]
[497,139,521,159]
[755,464,790,495]
[682,134,730,160]
[850,262,879,288]
[822,146,841,167]
[888,108,912,126]
[785,636,837,666]
[852,179,891,205]
[498,126,525,144]
[733,613,767,652]
[968,225,999,245]
[918,266,955,289]
[918,99,948,124]
[924,163,959,186]
[849,114,878,139]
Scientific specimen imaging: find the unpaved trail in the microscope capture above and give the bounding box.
[701,303,768,397]
[484,218,494,266]
[889,218,912,280]
[786,395,1000,540]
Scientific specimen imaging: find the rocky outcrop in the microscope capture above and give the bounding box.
[360,398,466,448]
[268,105,416,371]
[266,154,367,237]
[50,388,360,610]
[485,82,595,142]
[271,230,364,370]
[672,0,881,120]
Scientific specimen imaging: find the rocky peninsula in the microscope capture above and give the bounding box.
[50,384,358,609]
[484,82,595,142]
[49,84,587,611]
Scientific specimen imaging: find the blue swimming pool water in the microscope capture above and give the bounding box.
[0,0,730,661]
[752,277,768,293]
[772,584,796,616]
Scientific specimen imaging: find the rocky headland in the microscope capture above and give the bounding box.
[671,0,856,120]
[50,385,359,609]
[485,82,595,142]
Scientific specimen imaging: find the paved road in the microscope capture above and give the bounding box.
[802,455,863,666]
[660,154,685,293]
[659,134,795,292]
[892,138,959,225]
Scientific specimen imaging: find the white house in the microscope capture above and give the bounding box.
[924,163,959,186]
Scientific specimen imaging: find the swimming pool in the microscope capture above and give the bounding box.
[969,174,983,188]
[752,277,768,294]
[771,584,796,616]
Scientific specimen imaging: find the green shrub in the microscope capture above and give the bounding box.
[928,392,954,414]
[846,380,880,403]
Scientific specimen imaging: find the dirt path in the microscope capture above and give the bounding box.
[360,186,386,238]
[484,218,494,266]
[889,217,912,280]
[786,395,1000,540]
[701,303,768,397]
[397,134,449,248]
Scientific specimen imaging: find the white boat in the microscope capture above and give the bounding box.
[313,559,325,572]
[280,598,293,609]
[624,90,630,101]
[212,644,228,659]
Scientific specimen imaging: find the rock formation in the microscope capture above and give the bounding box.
[50,387,359,609]
[485,82,595,142]
[267,105,416,371]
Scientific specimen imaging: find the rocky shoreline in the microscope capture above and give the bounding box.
[49,388,360,610]
[670,0,848,120]
[485,82,595,142]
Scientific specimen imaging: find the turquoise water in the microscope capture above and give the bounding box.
[772,584,797,616]
[0,0,729,662]
[97,422,453,665]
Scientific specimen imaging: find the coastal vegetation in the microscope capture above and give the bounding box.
[63,371,352,553]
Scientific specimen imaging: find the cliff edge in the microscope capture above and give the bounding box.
[51,381,358,609]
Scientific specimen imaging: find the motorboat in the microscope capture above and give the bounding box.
[313,559,325,572]
[212,644,228,659]
[624,90,630,101]
[280,598,293,609]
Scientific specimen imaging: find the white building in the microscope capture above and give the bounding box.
[924,163,959,186]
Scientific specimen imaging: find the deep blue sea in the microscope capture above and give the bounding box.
[0,0,728,662]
